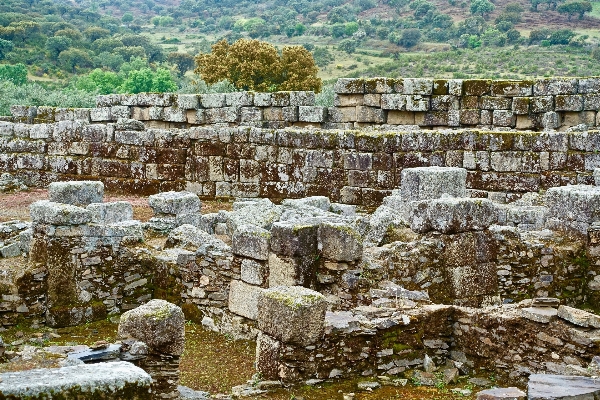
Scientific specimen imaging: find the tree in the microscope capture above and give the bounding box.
[122,68,154,93]
[58,49,92,72]
[338,39,358,53]
[194,39,322,92]
[45,36,72,59]
[0,39,13,60]
[558,1,592,19]
[121,12,134,24]
[151,68,177,92]
[0,63,27,85]
[470,0,495,18]
[399,28,421,48]
[549,29,576,44]
[75,69,123,94]
[84,27,110,42]
[167,52,195,75]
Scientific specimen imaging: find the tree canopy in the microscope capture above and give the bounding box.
[194,38,321,93]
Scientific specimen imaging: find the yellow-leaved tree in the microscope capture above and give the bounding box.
[194,38,322,93]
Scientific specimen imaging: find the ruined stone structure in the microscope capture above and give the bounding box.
[1,79,600,398]
[0,77,600,206]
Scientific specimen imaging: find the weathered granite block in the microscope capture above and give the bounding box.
[545,185,600,223]
[270,221,318,257]
[318,221,362,262]
[200,93,226,108]
[493,110,516,127]
[257,286,327,346]
[406,95,429,112]
[356,106,385,123]
[118,299,185,355]
[402,78,433,95]
[254,92,272,107]
[0,362,152,400]
[289,91,315,106]
[481,96,512,110]
[87,201,133,224]
[163,107,187,122]
[334,78,365,94]
[228,279,265,320]
[381,94,406,110]
[177,94,199,109]
[49,181,104,206]
[557,305,600,328]
[400,167,467,201]
[555,95,584,112]
[528,374,600,400]
[542,112,560,130]
[534,78,578,95]
[148,191,201,217]
[205,107,239,123]
[90,107,112,122]
[298,106,326,123]
[594,168,600,186]
[476,387,526,400]
[241,258,267,285]
[232,224,271,261]
[490,80,533,97]
[334,94,364,107]
[409,198,498,234]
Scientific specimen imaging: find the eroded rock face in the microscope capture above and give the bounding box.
[118,299,185,356]
[528,374,600,400]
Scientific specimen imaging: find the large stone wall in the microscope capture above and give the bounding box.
[1,119,600,206]
[8,77,600,131]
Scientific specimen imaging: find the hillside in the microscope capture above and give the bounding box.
[0,0,600,112]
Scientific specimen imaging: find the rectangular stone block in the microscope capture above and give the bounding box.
[299,106,326,123]
[232,225,271,260]
[534,78,578,95]
[241,258,267,286]
[289,91,315,106]
[459,109,480,125]
[90,107,111,122]
[409,198,498,234]
[365,77,395,94]
[356,106,384,123]
[400,166,467,201]
[200,93,226,108]
[387,111,415,125]
[257,286,327,346]
[148,191,200,216]
[87,201,133,224]
[318,221,362,262]
[481,96,512,110]
[406,95,429,112]
[381,94,406,110]
[512,97,530,115]
[463,80,491,96]
[402,78,433,95]
[327,107,357,123]
[49,181,104,206]
[493,110,516,127]
[271,92,290,107]
[177,94,199,109]
[431,95,459,111]
[254,92,272,107]
[204,107,238,123]
[240,107,263,123]
[334,94,364,107]
[545,185,600,223]
[30,200,92,225]
[334,78,365,94]
[226,91,253,107]
[490,80,533,97]
[363,93,381,107]
[555,95,584,112]
[228,279,264,320]
[163,107,187,122]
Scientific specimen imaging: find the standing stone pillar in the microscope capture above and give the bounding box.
[118,299,185,399]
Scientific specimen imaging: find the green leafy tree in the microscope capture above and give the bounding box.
[121,68,154,93]
[75,69,123,94]
[0,39,13,60]
[549,29,576,44]
[399,28,421,48]
[167,52,195,75]
[151,68,177,92]
[45,36,72,59]
[338,39,358,53]
[84,27,111,41]
[558,1,592,19]
[470,0,495,17]
[58,48,92,72]
[121,12,134,24]
[0,63,27,85]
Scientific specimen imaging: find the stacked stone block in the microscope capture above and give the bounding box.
[29,181,147,327]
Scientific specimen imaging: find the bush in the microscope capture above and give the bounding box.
[0,63,27,85]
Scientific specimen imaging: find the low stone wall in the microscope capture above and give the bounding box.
[8,77,600,131]
[1,119,600,205]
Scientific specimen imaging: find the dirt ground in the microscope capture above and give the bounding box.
[0,189,232,223]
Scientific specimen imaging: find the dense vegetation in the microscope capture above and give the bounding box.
[0,0,599,113]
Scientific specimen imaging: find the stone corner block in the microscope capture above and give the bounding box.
[400,167,467,202]
[257,286,327,346]
[118,299,185,355]
[228,279,265,320]
[48,181,104,207]
[270,221,319,257]
[30,200,92,226]
[232,224,271,260]
[148,191,201,217]
[318,221,363,262]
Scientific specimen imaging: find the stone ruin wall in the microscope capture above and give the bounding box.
[1,77,600,206]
